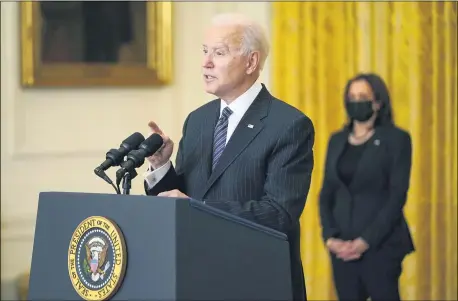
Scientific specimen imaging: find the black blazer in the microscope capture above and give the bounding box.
[145,84,315,301]
[319,124,415,256]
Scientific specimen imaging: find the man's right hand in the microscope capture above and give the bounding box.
[146,121,174,169]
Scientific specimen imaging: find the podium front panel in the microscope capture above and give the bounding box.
[28,192,178,300]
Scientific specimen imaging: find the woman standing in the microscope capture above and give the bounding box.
[319,73,415,301]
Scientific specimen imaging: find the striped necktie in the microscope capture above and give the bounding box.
[212,107,233,171]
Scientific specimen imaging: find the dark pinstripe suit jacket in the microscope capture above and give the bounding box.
[145,84,315,301]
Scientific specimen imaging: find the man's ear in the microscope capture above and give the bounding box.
[246,51,260,75]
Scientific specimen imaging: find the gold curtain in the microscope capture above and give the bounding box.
[272,2,457,300]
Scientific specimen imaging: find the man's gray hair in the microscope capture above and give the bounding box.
[211,13,270,71]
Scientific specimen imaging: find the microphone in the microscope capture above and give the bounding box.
[115,133,164,184]
[94,132,145,185]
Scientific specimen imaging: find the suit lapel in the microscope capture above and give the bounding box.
[197,86,271,200]
[198,100,221,184]
[332,131,349,186]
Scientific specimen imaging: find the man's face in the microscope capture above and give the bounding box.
[202,25,249,100]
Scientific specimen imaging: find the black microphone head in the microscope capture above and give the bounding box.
[139,133,164,157]
[120,132,145,152]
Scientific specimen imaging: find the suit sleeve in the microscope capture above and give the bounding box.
[319,136,340,241]
[361,131,413,248]
[144,115,189,196]
[204,116,314,234]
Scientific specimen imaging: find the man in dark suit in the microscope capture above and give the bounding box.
[143,13,315,301]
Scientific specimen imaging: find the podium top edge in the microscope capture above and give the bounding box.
[189,199,288,241]
[37,192,288,241]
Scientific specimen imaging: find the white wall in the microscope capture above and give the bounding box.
[0,1,271,293]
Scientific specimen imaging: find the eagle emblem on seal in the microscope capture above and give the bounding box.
[84,236,111,282]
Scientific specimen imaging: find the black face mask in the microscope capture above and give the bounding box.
[345,100,375,122]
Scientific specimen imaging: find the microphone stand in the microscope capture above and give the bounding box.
[122,172,131,195]
[120,169,137,195]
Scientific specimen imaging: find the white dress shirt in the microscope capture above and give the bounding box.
[143,82,262,189]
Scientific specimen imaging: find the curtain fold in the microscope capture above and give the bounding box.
[272,2,457,300]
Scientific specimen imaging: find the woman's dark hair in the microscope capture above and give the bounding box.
[343,73,394,129]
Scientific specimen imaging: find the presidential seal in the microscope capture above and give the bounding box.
[68,216,126,301]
